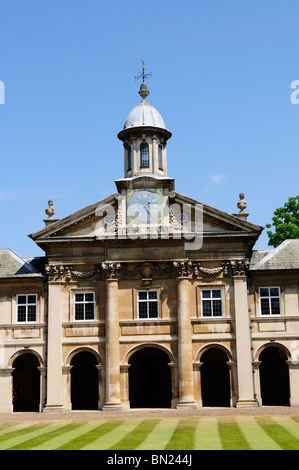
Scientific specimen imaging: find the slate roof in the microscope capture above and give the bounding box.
[250,239,299,271]
[0,249,44,278]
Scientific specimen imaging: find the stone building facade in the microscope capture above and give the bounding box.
[0,81,299,413]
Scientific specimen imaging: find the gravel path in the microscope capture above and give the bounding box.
[2,406,299,421]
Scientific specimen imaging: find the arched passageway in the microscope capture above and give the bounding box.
[13,353,40,412]
[128,347,172,408]
[259,346,290,406]
[200,348,231,407]
[70,351,99,410]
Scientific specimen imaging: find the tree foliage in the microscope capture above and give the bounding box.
[266,196,299,247]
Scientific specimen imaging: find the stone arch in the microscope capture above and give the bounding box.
[11,350,42,412]
[257,343,290,406]
[9,348,44,368]
[255,342,291,362]
[198,344,232,407]
[65,346,102,367]
[195,343,233,363]
[126,344,173,408]
[68,347,101,410]
[123,342,174,365]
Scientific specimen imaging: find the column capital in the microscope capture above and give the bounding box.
[231,259,250,278]
[173,260,193,279]
[102,262,121,280]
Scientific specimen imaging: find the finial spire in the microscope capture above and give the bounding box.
[135,58,152,101]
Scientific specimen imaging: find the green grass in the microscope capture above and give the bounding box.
[1,415,299,450]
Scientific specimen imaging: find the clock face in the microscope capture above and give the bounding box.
[127,189,163,225]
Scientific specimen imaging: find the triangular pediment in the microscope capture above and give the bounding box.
[29,190,263,247]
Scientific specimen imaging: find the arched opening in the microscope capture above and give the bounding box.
[70,351,99,410]
[129,347,171,408]
[200,348,231,407]
[12,353,40,412]
[259,346,290,406]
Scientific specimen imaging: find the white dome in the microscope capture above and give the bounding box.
[123,99,167,130]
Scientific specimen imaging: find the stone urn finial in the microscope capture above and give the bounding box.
[235,192,249,220]
[237,192,247,213]
[45,199,55,219]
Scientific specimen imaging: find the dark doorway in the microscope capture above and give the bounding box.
[259,347,290,406]
[13,353,40,412]
[201,348,231,407]
[71,351,99,410]
[129,347,171,408]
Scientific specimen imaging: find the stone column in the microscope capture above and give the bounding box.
[287,361,299,406]
[0,368,13,413]
[43,280,64,412]
[102,262,123,410]
[232,261,258,408]
[173,261,197,408]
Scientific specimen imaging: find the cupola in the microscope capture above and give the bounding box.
[117,69,172,179]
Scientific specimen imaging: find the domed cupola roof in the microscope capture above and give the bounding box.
[118,81,172,142]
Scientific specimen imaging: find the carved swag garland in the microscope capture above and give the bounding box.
[45,259,249,282]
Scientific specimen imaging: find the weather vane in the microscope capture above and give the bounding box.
[135,57,152,83]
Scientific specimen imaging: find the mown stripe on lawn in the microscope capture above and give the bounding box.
[136,418,180,450]
[255,417,299,450]
[0,422,49,446]
[31,421,108,450]
[218,417,251,450]
[57,421,124,450]
[0,421,73,450]
[272,416,299,441]
[109,419,161,450]
[81,419,143,450]
[236,417,281,450]
[9,422,83,450]
[194,417,222,450]
[164,418,198,450]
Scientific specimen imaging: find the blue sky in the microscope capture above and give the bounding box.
[0,0,299,257]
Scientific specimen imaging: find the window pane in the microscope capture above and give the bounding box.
[202,290,211,299]
[202,300,212,316]
[17,306,26,322]
[85,293,94,302]
[75,293,84,303]
[85,303,94,320]
[149,302,158,318]
[149,291,157,300]
[140,143,149,167]
[28,295,36,304]
[260,288,269,297]
[212,290,221,299]
[271,298,280,315]
[75,304,84,320]
[261,298,270,315]
[212,300,222,316]
[270,288,279,297]
[138,302,148,318]
[28,305,36,322]
[17,295,27,305]
[138,291,147,300]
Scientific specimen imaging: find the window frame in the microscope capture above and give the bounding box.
[137,290,159,320]
[73,291,95,322]
[16,294,38,323]
[259,286,281,316]
[158,144,163,170]
[201,288,223,318]
[140,142,149,168]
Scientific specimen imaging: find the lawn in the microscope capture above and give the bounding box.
[0,415,299,450]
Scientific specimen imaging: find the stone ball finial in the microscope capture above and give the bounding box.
[237,192,247,213]
[45,199,55,219]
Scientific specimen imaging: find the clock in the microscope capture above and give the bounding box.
[127,188,163,225]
